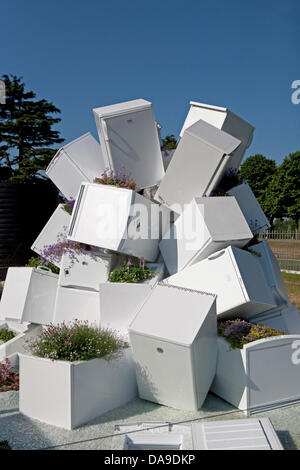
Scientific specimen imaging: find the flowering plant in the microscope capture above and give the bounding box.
[108,257,154,283]
[63,198,75,215]
[27,320,128,362]
[94,169,137,191]
[218,318,287,349]
[0,328,16,344]
[0,358,19,392]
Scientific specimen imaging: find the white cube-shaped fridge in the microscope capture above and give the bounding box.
[250,240,290,305]
[31,204,71,268]
[179,101,254,170]
[93,99,164,190]
[0,267,58,325]
[53,286,100,326]
[228,182,270,234]
[67,182,160,261]
[249,305,300,334]
[163,246,277,319]
[154,120,241,213]
[129,283,217,411]
[46,132,106,200]
[99,262,165,335]
[58,249,123,290]
[159,196,253,275]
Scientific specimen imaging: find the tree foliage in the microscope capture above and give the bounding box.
[161,134,177,151]
[0,74,63,182]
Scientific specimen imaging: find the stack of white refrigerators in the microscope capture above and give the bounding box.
[0,96,299,425]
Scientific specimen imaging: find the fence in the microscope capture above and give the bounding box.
[260,231,300,272]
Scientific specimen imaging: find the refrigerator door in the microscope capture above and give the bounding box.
[228,182,270,234]
[68,183,160,261]
[154,120,241,213]
[0,267,58,324]
[53,286,101,326]
[46,133,106,200]
[93,99,164,189]
[68,183,134,251]
[0,268,32,322]
[191,418,283,450]
[179,101,254,170]
[31,204,71,268]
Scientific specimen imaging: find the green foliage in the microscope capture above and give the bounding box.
[218,318,287,350]
[94,170,137,190]
[27,320,128,362]
[0,74,63,182]
[161,134,177,150]
[239,154,277,223]
[26,256,60,274]
[0,329,16,343]
[109,264,154,283]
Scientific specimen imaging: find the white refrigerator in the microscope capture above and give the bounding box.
[67,182,160,261]
[154,120,241,213]
[250,240,290,305]
[99,262,165,335]
[228,182,270,234]
[129,283,217,411]
[93,99,164,189]
[163,246,277,319]
[0,267,58,325]
[46,132,106,200]
[159,196,253,275]
[179,101,254,170]
[31,204,71,268]
[249,305,300,334]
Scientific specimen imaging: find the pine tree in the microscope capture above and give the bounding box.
[0,74,63,182]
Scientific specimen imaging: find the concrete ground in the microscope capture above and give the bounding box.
[0,391,299,450]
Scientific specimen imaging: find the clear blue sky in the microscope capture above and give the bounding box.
[2,0,299,164]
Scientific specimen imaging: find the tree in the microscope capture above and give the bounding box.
[239,154,277,224]
[266,152,300,228]
[239,154,277,200]
[161,134,177,151]
[0,74,63,182]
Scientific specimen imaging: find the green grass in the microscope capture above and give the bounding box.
[282,271,300,310]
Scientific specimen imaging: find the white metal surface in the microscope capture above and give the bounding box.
[228,182,270,234]
[154,120,241,213]
[19,348,137,429]
[99,263,165,335]
[46,132,106,200]
[164,246,277,318]
[250,240,290,305]
[179,101,254,170]
[211,335,300,415]
[113,422,193,450]
[249,305,300,334]
[53,286,101,326]
[58,249,121,290]
[191,418,283,450]
[31,204,71,268]
[93,99,164,189]
[68,182,160,261]
[159,196,253,275]
[129,283,217,410]
[0,322,42,370]
[0,267,58,324]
